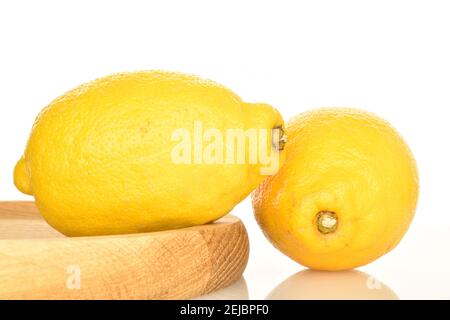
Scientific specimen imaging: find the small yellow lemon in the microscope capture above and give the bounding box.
[252,108,419,271]
[15,71,285,236]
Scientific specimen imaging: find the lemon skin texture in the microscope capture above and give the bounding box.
[15,71,285,236]
[252,108,419,271]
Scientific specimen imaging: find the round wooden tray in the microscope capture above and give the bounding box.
[0,202,249,300]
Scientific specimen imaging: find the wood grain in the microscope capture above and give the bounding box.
[0,202,249,300]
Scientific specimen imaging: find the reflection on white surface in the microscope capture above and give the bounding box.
[266,270,398,300]
[193,277,249,300]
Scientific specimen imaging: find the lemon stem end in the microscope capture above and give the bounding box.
[272,125,287,151]
[316,211,338,234]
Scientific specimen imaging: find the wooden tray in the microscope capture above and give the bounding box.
[0,202,249,300]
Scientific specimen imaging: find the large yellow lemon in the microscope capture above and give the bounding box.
[252,108,418,270]
[15,71,285,236]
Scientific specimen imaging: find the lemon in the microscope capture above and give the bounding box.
[252,108,419,271]
[15,71,285,236]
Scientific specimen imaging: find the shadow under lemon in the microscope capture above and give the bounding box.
[193,277,249,300]
[266,270,398,300]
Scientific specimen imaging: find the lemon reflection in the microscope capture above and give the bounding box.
[193,277,249,300]
[267,270,398,300]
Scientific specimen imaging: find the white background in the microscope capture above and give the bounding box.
[1,0,449,299]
